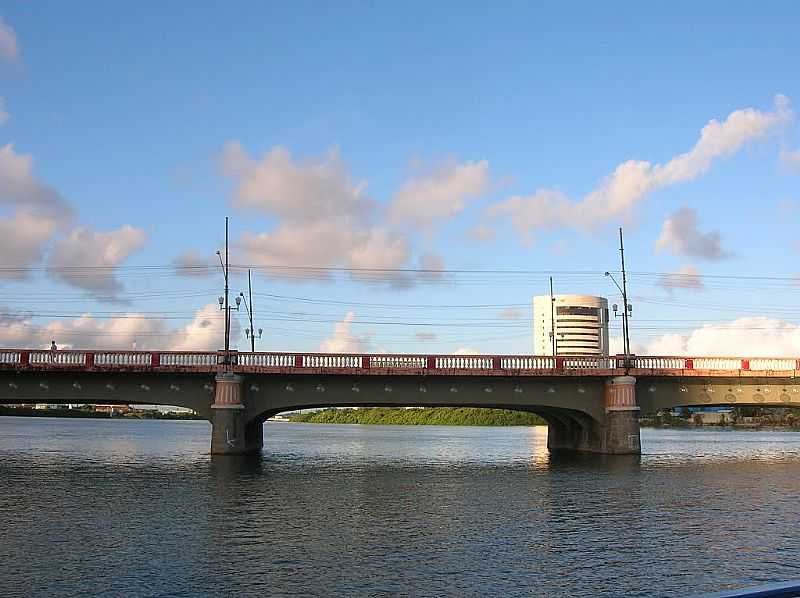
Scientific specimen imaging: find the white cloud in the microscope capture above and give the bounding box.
[47,225,147,297]
[0,212,59,278]
[319,311,371,353]
[640,317,800,357]
[655,207,729,260]
[656,265,704,294]
[0,97,8,125]
[0,302,237,352]
[498,307,524,320]
[388,159,489,230]
[781,148,800,174]
[488,96,792,242]
[415,331,437,341]
[0,144,73,220]
[221,142,373,221]
[169,303,237,352]
[171,249,216,278]
[468,225,496,242]
[0,17,18,63]
[0,144,74,278]
[453,347,481,355]
[222,143,413,282]
[416,252,446,283]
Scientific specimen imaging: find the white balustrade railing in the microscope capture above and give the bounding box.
[0,351,20,364]
[30,351,86,365]
[94,352,152,366]
[749,358,796,371]
[632,356,686,369]
[238,353,295,367]
[435,356,493,369]
[692,357,742,370]
[369,355,427,369]
[302,355,361,368]
[158,353,217,366]
[500,356,556,369]
[563,357,609,369]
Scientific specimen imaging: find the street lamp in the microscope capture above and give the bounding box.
[216,217,240,367]
[238,269,262,353]
[604,228,633,369]
[239,295,262,353]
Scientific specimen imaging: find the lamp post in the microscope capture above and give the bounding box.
[549,276,557,357]
[604,228,632,369]
[216,217,240,366]
[239,269,262,353]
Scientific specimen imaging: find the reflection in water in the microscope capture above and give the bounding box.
[2,417,800,597]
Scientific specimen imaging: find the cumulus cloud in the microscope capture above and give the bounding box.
[488,96,792,243]
[222,143,414,282]
[498,307,525,320]
[415,252,446,283]
[0,302,234,351]
[453,347,481,355]
[0,17,18,63]
[781,148,800,174]
[388,159,489,230]
[0,212,59,278]
[47,225,147,298]
[171,249,216,278]
[656,265,704,294]
[168,303,237,352]
[0,145,74,278]
[655,207,729,260]
[0,97,8,125]
[319,311,371,353]
[468,225,496,242]
[414,331,437,341]
[0,144,73,220]
[640,317,800,357]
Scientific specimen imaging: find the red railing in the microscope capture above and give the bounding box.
[0,350,798,374]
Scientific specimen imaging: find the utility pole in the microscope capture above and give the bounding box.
[619,227,631,366]
[247,270,254,352]
[549,276,557,357]
[239,269,262,353]
[605,227,633,370]
[217,217,240,366]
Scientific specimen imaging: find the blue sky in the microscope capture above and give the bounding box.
[1,2,799,356]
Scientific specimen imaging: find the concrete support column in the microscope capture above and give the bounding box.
[602,376,641,454]
[210,373,260,455]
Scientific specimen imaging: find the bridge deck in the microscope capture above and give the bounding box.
[1,350,798,378]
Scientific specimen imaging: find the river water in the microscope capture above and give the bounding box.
[2,418,800,597]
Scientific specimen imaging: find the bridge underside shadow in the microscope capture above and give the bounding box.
[233,374,641,456]
[0,371,643,456]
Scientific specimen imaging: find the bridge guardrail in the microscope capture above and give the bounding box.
[369,355,427,369]
[158,353,218,367]
[30,351,86,366]
[4,349,800,374]
[238,353,295,367]
[94,352,152,366]
[435,356,494,369]
[0,351,20,364]
[500,356,556,369]
[302,355,361,368]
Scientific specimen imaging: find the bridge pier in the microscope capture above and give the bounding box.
[601,376,641,454]
[210,373,261,455]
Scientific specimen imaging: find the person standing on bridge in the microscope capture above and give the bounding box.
[50,340,58,362]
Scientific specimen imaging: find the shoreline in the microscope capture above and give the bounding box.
[0,407,203,421]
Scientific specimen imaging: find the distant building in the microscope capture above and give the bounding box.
[533,295,609,357]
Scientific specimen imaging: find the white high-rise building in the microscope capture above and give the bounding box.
[533,295,609,357]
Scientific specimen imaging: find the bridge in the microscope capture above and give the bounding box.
[1,348,799,455]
